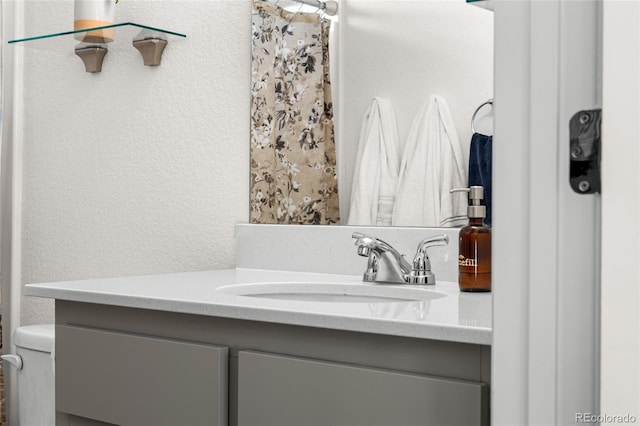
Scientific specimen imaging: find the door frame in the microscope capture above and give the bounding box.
[1,1,24,425]
[600,0,640,418]
[492,0,601,424]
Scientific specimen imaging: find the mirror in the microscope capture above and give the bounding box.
[250,0,493,227]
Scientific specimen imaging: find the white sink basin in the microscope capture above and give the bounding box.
[216,282,447,303]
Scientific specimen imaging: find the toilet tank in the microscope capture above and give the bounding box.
[14,324,55,426]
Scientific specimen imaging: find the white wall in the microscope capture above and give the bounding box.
[19,0,251,325]
[601,0,640,418]
[338,0,493,218]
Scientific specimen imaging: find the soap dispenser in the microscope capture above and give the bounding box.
[451,186,491,292]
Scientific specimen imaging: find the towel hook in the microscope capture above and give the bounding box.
[471,99,493,135]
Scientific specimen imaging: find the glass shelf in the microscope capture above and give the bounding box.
[9,22,186,47]
[466,0,494,11]
[8,22,186,72]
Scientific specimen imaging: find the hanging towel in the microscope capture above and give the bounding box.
[347,98,401,226]
[392,95,468,227]
[468,132,493,226]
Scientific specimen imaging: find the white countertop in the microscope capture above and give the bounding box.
[24,268,492,345]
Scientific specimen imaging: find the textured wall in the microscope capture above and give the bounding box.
[20,0,251,324]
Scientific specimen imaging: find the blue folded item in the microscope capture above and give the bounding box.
[468,133,492,226]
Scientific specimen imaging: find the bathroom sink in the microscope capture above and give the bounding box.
[216,282,447,303]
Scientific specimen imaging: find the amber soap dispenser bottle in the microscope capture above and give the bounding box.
[452,186,491,292]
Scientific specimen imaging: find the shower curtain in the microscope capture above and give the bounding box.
[250,0,340,224]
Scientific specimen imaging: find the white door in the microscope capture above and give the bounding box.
[492,1,602,424]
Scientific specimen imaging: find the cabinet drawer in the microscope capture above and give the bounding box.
[238,350,488,426]
[56,325,228,426]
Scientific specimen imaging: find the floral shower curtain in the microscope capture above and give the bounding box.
[250,0,340,224]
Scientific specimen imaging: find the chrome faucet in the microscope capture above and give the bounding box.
[352,233,449,285]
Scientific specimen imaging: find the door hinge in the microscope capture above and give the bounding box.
[569,109,601,194]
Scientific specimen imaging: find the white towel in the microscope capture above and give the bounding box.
[347,98,400,226]
[392,95,468,227]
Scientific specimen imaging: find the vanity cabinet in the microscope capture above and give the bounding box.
[237,350,487,426]
[55,300,490,426]
[55,324,228,426]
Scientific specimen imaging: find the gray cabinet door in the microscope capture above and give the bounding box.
[56,325,228,426]
[238,350,488,426]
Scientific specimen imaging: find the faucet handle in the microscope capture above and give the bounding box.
[351,232,369,241]
[416,234,449,252]
[351,232,379,247]
[408,234,450,285]
[351,233,396,255]
[352,232,374,257]
[352,232,377,242]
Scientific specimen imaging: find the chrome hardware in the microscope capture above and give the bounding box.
[1,354,23,370]
[471,99,493,135]
[352,233,449,285]
[407,235,449,284]
[569,108,601,194]
[352,233,412,284]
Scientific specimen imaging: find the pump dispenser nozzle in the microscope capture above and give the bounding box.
[450,186,486,219]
